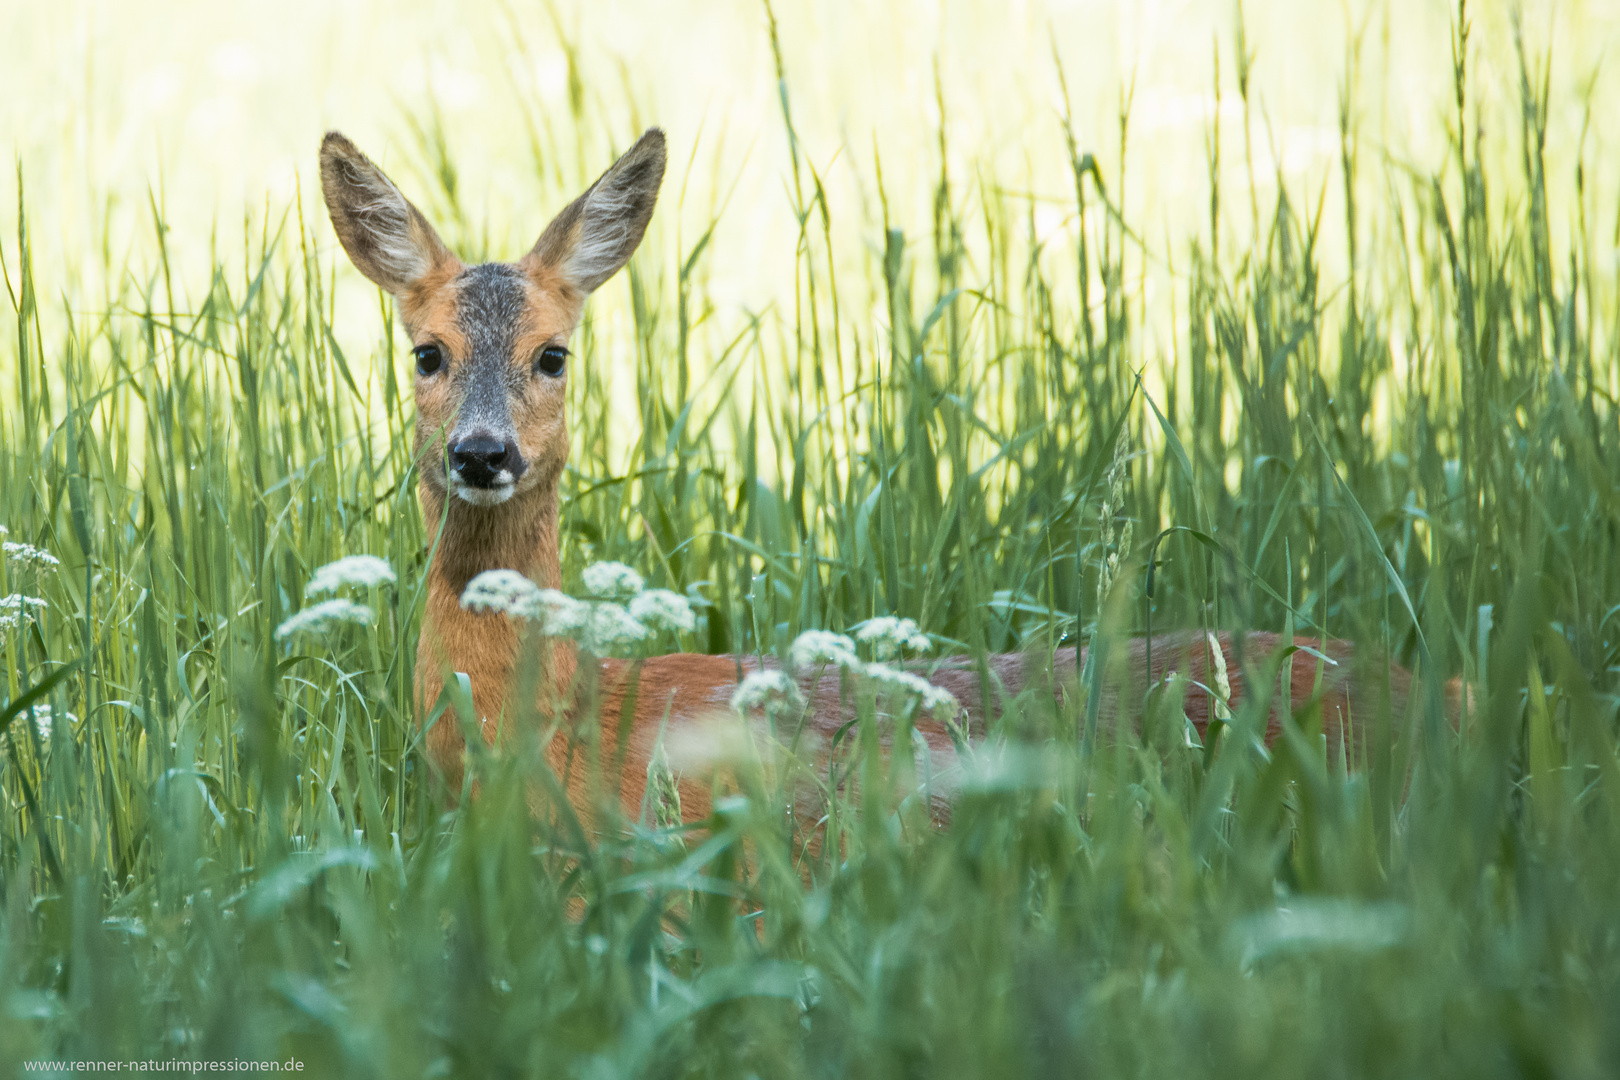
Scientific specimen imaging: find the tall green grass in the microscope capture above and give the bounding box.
[1,10,1618,1077]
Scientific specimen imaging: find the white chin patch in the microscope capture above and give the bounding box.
[450,479,516,506]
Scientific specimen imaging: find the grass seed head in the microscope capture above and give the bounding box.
[646,737,684,833]
[1205,631,1233,722]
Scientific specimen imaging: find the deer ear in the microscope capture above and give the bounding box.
[528,128,666,294]
[319,131,455,295]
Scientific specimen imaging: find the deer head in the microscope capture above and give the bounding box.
[318,129,667,509]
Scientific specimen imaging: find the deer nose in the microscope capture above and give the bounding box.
[449,436,523,487]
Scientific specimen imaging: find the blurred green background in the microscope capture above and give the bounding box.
[1,0,1619,1076]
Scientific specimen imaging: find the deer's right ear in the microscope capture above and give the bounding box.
[319,131,455,295]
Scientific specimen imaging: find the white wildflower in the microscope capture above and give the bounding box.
[532,589,588,635]
[581,561,644,599]
[789,630,861,671]
[863,663,959,713]
[3,542,59,569]
[0,525,7,536]
[0,594,47,633]
[856,616,931,659]
[460,572,602,638]
[274,599,375,641]
[306,555,396,596]
[730,669,805,714]
[461,569,543,618]
[580,603,648,652]
[28,703,76,744]
[628,589,696,634]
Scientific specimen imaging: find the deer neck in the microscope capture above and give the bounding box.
[416,478,577,728]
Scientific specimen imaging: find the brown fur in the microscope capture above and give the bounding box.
[575,631,1438,825]
[320,129,1448,831]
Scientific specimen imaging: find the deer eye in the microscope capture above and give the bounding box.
[413,344,444,376]
[534,346,568,378]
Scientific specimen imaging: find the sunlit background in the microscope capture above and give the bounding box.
[5,0,1617,413]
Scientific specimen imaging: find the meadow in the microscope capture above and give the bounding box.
[2,0,1620,1075]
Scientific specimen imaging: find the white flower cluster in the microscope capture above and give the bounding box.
[788,630,861,670]
[26,703,76,743]
[628,589,698,633]
[581,561,644,599]
[729,669,804,714]
[459,561,695,655]
[274,599,376,641]
[530,589,588,633]
[0,594,47,632]
[3,541,59,569]
[461,569,545,618]
[780,627,958,716]
[577,603,649,651]
[306,555,396,596]
[274,555,394,643]
[856,616,931,659]
[862,663,958,712]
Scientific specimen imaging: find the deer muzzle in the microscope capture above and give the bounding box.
[447,433,526,504]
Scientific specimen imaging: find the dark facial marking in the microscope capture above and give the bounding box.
[452,263,529,436]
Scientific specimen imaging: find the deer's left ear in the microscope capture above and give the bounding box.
[526,128,666,294]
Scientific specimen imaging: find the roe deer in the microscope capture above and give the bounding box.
[318,129,1452,824]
